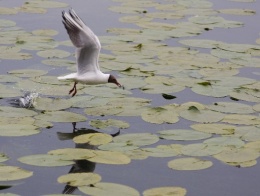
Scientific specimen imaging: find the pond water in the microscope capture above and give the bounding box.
[0,0,260,195]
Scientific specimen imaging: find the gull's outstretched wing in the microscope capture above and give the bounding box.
[62,9,101,74]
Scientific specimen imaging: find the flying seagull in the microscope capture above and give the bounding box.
[58,9,122,97]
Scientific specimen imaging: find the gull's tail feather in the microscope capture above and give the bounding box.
[57,73,77,81]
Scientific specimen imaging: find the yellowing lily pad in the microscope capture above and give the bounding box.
[191,123,236,135]
[168,157,213,170]
[89,119,129,129]
[0,124,40,137]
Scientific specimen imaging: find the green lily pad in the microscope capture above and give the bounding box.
[158,129,211,141]
[79,182,140,196]
[88,150,131,165]
[214,148,260,164]
[37,49,70,58]
[180,106,226,123]
[0,154,8,163]
[181,143,224,156]
[73,133,113,145]
[48,148,95,160]
[8,69,47,78]
[57,173,101,187]
[191,123,236,135]
[222,114,260,125]
[34,97,72,111]
[143,187,187,196]
[207,102,254,114]
[0,124,40,137]
[0,166,33,181]
[168,157,213,170]
[141,107,179,124]
[0,106,37,118]
[18,154,74,167]
[113,133,159,147]
[203,137,245,148]
[89,119,129,129]
[34,111,87,123]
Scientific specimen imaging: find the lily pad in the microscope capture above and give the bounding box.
[203,137,245,148]
[158,129,211,141]
[79,182,140,196]
[34,97,72,111]
[89,119,129,129]
[0,154,8,163]
[8,69,47,78]
[113,133,159,147]
[57,173,101,187]
[168,157,213,170]
[214,148,259,164]
[206,102,254,114]
[222,114,260,125]
[0,124,40,137]
[73,133,113,145]
[191,123,236,135]
[37,49,70,58]
[141,107,179,124]
[18,154,74,167]
[181,143,224,156]
[34,111,87,123]
[0,166,33,181]
[143,187,187,196]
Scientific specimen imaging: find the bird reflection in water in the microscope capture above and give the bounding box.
[56,122,120,194]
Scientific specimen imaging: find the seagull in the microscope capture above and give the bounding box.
[58,9,122,97]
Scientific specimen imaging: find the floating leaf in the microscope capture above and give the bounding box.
[218,9,255,15]
[191,123,236,135]
[73,133,113,145]
[34,97,72,111]
[180,106,225,123]
[0,106,37,118]
[203,137,245,148]
[57,173,101,187]
[113,133,159,147]
[141,147,180,158]
[181,143,224,156]
[37,49,70,58]
[143,187,187,196]
[0,166,33,181]
[32,29,58,36]
[8,69,47,78]
[85,105,123,116]
[158,129,211,141]
[222,114,260,125]
[141,107,179,124]
[207,102,254,114]
[88,150,130,165]
[98,143,139,152]
[79,182,140,196]
[48,148,95,160]
[234,126,260,142]
[0,124,40,137]
[34,111,87,123]
[168,157,213,170]
[0,154,8,163]
[89,119,129,129]
[18,154,74,167]
[214,148,259,164]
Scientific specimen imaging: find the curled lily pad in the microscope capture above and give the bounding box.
[57,173,101,187]
[168,157,213,170]
[0,166,33,181]
[73,133,113,145]
[143,187,187,196]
